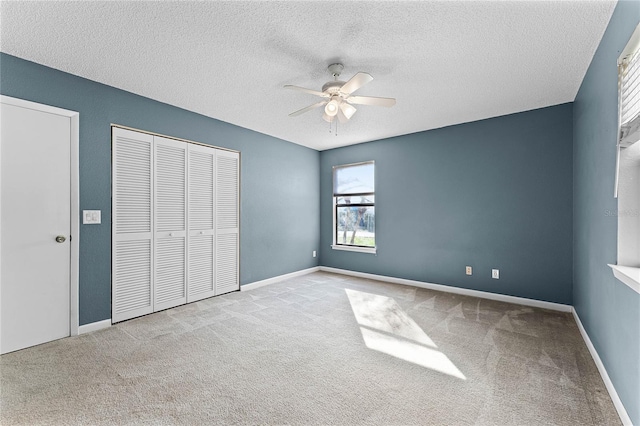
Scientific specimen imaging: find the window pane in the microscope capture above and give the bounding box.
[336,206,375,247]
[336,195,375,205]
[334,162,374,195]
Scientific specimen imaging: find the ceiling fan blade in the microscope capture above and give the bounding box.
[284,85,329,98]
[339,72,373,95]
[289,101,327,117]
[347,95,396,107]
[340,102,357,120]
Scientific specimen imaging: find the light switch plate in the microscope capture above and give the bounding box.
[83,210,101,224]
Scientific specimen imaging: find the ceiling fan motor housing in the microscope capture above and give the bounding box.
[322,81,346,95]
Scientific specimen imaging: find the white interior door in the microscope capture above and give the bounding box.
[154,136,187,311]
[112,127,154,323]
[1,101,71,354]
[215,150,239,295]
[187,144,216,302]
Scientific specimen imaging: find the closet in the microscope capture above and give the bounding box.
[111,127,239,323]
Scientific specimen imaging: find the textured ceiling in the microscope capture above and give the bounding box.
[0,1,616,151]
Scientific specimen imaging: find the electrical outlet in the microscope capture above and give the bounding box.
[492,269,500,279]
[465,266,472,275]
[312,250,317,258]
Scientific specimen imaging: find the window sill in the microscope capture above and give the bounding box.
[331,245,376,254]
[608,264,640,294]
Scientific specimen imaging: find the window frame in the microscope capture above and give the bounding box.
[331,161,376,254]
[610,22,640,294]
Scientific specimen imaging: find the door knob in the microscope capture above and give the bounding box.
[55,235,66,243]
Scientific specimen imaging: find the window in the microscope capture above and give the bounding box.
[332,161,376,254]
[610,23,640,294]
[618,31,640,150]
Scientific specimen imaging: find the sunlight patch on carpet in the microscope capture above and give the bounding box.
[346,288,466,380]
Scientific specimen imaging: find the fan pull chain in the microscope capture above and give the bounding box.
[327,117,338,136]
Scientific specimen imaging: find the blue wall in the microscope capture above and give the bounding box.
[320,104,574,304]
[0,53,320,326]
[573,0,640,423]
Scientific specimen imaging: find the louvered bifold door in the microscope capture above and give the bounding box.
[187,144,216,302]
[112,128,154,323]
[215,150,240,295]
[154,136,188,311]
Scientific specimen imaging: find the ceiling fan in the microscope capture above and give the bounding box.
[285,63,396,123]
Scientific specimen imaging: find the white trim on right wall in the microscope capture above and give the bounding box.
[572,307,633,426]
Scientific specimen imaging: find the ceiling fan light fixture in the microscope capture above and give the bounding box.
[322,112,334,123]
[324,98,339,116]
[340,102,357,120]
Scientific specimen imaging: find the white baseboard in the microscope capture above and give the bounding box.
[241,266,320,291]
[78,319,111,335]
[572,308,632,426]
[319,266,572,312]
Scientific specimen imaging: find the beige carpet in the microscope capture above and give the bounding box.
[0,272,620,425]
